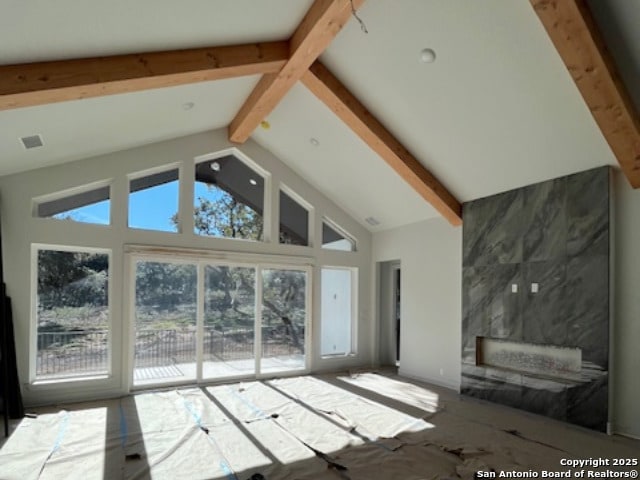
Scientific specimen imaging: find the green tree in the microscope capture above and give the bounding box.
[171,184,263,240]
[135,262,196,310]
[38,251,108,309]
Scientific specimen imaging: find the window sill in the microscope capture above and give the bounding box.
[30,374,111,388]
[320,353,357,360]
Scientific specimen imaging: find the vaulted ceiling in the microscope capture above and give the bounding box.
[1,0,638,231]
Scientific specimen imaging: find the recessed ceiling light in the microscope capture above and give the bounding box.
[249,178,257,186]
[419,48,436,63]
[365,216,380,226]
[20,134,44,149]
[210,161,220,171]
[310,137,320,147]
[182,102,195,110]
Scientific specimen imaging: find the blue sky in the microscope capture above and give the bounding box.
[129,181,179,231]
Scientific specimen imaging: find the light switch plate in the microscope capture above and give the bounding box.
[531,283,539,293]
[511,284,518,293]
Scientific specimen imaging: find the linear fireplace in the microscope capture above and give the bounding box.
[476,337,581,380]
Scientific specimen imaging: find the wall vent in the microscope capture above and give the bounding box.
[20,134,44,149]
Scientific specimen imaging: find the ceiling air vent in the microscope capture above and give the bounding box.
[20,134,44,149]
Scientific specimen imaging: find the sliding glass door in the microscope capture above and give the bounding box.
[133,260,197,386]
[130,254,309,388]
[202,265,256,380]
[261,268,307,374]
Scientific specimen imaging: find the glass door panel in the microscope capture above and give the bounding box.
[260,269,307,374]
[203,265,256,379]
[133,261,197,386]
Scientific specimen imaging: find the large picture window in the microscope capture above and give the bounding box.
[34,247,110,380]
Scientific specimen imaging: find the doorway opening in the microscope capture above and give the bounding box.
[378,260,400,367]
[393,265,401,366]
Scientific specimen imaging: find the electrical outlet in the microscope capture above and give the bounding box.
[531,283,539,293]
[439,368,444,376]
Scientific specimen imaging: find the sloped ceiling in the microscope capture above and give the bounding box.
[0,0,632,231]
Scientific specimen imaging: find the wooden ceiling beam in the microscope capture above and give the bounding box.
[0,42,289,111]
[302,61,462,226]
[530,0,640,187]
[228,0,365,143]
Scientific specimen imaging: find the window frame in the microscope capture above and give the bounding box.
[321,217,357,252]
[278,183,314,248]
[127,163,181,233]
[30,243,113,385]
[32,179,113,226]
[192,149,271,243]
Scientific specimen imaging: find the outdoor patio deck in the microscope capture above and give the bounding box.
[133,354,305,386]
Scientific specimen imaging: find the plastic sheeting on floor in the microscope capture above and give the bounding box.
[0,372,638,479]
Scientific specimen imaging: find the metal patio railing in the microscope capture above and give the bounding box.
[37,325,304,377]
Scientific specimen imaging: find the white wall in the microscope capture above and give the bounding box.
[612,170,640,438]
[373,217,462,391]
[0,129,372,406]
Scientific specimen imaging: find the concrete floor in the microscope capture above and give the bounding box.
[1,371,638,478]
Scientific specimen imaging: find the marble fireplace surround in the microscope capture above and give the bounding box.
[461,167,610,432]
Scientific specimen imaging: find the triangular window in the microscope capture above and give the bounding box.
[35,184,110,225]
[322,219,355,251]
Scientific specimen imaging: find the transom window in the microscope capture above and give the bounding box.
[279,187,310,246]
[322,219,356,252]
[129,168,179,232]
[35,183,110,225]
[194,155,265,241]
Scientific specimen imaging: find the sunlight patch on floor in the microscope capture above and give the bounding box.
[337,372,440,413]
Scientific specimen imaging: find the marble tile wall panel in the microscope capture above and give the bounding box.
[567,376,608,431]
[565,254,609,368]
[463,189,523,267]
[522,178,567,262]
[462,264,522,363]
[566,167,609,257]
[522,260,568,346]
[520,382,568,421]
[461,369,523,410]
